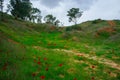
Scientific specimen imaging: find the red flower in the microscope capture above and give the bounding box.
[59,64,63,67]
[45,68,48,71]
[37,61,41,65]
[91,65,95,69]
[44,58,47,61]
[40,75,45,79]
[73,78,77,80]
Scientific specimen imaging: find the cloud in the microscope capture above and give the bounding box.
[38,0,96,10]
[75,0,97,10]
[40,0,62,8]
[80,0,120,22]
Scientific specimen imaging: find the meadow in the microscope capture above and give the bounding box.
[0,16,120,80]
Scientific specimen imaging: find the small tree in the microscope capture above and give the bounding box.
[37,14,42,23]
[44,14,56,24]
[54,19,60,26]
[0,0,4,21]
[44,14,61,26]
[67,8,82,25]
[29,8,42,23]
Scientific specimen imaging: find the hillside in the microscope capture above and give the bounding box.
[0,15,120,80]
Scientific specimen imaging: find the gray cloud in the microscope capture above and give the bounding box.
[40,0,62,8]
[80,0,120,22]
[75,0,97,10]
[38,0,96,10]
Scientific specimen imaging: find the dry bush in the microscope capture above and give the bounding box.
[71,36,79,42]
[95,26,116,37]
[107,21,116,27]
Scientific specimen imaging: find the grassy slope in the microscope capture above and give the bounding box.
[0,15,120,80]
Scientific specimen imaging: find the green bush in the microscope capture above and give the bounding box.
[97,31,110,38]
[66,25,81,31]
[61,32,71,39]
[92,19,102,24]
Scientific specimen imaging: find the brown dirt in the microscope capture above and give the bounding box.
[54,49,120,71]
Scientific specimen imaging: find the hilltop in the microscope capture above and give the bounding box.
[0,14,120,80]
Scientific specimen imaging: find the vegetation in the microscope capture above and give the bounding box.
[0,1,120,80]
[10,0,32,20]
[65,25,82,31]
[44,14,60,26]
[67,8,82,25]
[29,8,42,23]
[0,13,120,80]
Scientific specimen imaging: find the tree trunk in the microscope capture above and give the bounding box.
[74,18,77,25]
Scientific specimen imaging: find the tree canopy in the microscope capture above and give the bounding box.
[10,0,32,20]
[67,8,83,25]
[29,8,42,23]
[44,14,56,24]
[44,14,60,26]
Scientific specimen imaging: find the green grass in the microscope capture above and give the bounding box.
[0,16,120,80]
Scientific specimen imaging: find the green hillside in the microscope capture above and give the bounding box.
[0,15,120,80]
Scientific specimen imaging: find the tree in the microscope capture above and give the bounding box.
[6,4,12,13]
[44,14,56,24]
[44,14,61,26]
[29,8,42,23]
[37,14,42,23]
[0,0,3,12]
[54,19,60,26]
[67,8,82,25]
[10,0,32,20]
[0,0,4,21]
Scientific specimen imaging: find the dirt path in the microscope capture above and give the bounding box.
[53,49,120,71]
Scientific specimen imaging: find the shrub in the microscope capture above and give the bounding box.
[71,36,79,42]
[116,73,120,80]
[107,20,116,27]
[45,25,57,33]
[96,27,116,37]
[61,32,71,39]
[66,25,81,31]
[97,31,110,37]
[92,19,102,24]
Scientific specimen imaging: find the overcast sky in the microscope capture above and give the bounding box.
[4,0,120,26]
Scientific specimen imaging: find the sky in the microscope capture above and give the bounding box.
[3,0,120,26]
